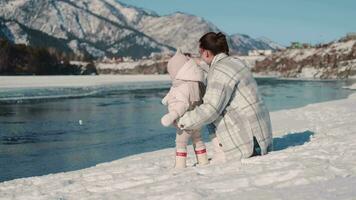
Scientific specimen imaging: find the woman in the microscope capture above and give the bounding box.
[177,32,273,162]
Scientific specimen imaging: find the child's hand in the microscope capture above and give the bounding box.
[161,112,179,127]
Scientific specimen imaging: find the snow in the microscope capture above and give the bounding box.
[0,0,170,58]
[261,39,356,79]
[299,67,319,79]
[257,37,285,50]
[69,61,89,66]
[293,48,316,62]
[96,59,166,71]
[329,40,356,54]
[4,22,29,45]
[274,39,356,64]
[318,40,356,57]
[79,43,106,58]
[137,13,219,53]
[0,75,170,89]
[279,48,317,62]
[1,0,279,58]
[0,78,356,199]
[115,3,140,23]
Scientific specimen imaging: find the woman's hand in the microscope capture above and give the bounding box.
[174,119,187,130]
[173,120,179,129]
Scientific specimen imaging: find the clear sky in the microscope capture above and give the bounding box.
[118,0,356,46]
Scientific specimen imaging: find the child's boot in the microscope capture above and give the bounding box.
[191,131,209,165]
[175,149,187,168]
[194,144,209,165]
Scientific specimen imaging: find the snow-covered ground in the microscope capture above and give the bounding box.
[0,75,170,89]
[0,82,356,199]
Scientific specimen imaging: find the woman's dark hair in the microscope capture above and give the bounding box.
[199,32,229,55]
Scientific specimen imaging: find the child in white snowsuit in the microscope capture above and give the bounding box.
[161,50,209,168]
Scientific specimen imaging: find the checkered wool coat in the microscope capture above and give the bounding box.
[177,53,273,159]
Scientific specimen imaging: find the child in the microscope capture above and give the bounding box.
[161,50,209,168]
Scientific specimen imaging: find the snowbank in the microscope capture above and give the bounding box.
[1,91,356,199]
[96,60,162,70]
[0,75,170,89]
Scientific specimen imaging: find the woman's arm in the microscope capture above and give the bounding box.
[177,67,238,130]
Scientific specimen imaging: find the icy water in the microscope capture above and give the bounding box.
[0,78,355,182]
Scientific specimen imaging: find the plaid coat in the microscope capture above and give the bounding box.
[177,53,273,160]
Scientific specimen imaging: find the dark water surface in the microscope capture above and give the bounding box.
[0,78,355,182]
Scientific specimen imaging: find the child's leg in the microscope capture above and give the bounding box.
[190,130,209,165]
[175,129,190,168]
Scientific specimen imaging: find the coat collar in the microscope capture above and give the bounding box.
[210,53,228,69]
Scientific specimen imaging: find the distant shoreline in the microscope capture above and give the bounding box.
[0,75,171,89]
[1,74,355,90]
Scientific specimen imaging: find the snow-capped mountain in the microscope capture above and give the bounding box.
[229,34,284,54]
[0,0,172,58]
[0,0,282,58]
[135,12,221,54]
[256,36,285,50]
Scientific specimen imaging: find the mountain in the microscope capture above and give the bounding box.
[0,0,172,59]
[255,36,285,51]
[0,18,76,54]
[0,0,282,58]
[253,38,356,79]
[229,34,284,55]
[134,12,221,54]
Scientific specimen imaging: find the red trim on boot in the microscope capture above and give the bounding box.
[176,152,187,157]
[195,149,207,154]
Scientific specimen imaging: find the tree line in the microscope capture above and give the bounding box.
[0,38,96,75]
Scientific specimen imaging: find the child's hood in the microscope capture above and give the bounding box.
[174,59,205,82]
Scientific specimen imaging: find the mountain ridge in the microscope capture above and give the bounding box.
[0,0,283,58]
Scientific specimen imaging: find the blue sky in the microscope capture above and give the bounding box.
[118,0,356,46]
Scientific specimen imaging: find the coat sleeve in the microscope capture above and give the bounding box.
[161,87,174,105]
[177,67,238,130]
[167,84,190,117]
[161,93,170,106]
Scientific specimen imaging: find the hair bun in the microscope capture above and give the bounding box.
[199,32,230,55]
[216,32,226,38]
